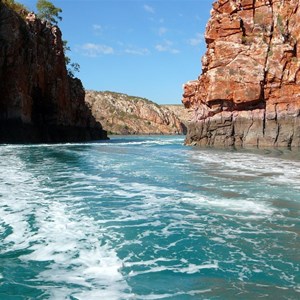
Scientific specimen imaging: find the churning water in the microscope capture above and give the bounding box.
[0,136,299,299]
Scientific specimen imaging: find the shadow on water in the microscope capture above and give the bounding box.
[189,144,300,161]
[237,147,300,161]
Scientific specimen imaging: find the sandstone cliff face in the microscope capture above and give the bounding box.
[86,91,184,135]
[183,0,300,148]
[0,3,107,143]
[163,104,193,134]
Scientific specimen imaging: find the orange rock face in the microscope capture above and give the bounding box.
[183,0,300,147]
[0,4,107,142]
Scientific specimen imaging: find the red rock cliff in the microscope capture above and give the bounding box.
[0,3,107,143]
[183,0,300,148]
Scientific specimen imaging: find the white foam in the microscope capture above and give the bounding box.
[210,237,226,243]
[128,261,219,277]
[135,293,174,300]
[134,289,212,300]
[0,136,183,152]
[124,257,174,268]
[107,178,278,219]
[178,262,219,274]
[22,202,129,297]
[176,192,276,218]
[1,139,299,299]
[191,150,300,190]
[0,151,130,299]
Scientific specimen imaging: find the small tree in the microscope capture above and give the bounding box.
[36,0,62,25]
[63,40,80,78]
[68,62,80,78]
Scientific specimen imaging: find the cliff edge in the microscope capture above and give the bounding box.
[86,91,184,135]
[0,3,107,143]
[183,0,300,148]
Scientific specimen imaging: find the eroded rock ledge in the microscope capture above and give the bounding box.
[0,3,107,143]
[183,0,300,148]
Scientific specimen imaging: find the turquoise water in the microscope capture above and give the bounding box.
[0,135,299,299]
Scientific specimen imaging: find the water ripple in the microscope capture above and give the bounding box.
[0,137,299,299]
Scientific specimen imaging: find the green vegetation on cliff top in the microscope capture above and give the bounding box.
[2,0,79,77]
[97,91,160,107]
[2,0,62,24]
[2,0,28,17]
[36,0,62,25]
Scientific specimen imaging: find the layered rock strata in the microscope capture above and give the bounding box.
[183,0,300,148]
[0,3,107,143]
[86,91,184,135]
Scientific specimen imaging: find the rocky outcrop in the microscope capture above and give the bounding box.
[183,0,300,148]
[162,105,193,134]
[0,3,107,143]
[86,91,184,135]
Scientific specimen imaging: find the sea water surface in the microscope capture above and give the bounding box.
[0,135,299,299]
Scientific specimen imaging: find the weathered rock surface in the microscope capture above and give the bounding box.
[163,104,193,134]
[86,91,185,135]
[0,3,107,143]
[183,0,300,148]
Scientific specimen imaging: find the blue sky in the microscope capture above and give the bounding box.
[22,0,213,104]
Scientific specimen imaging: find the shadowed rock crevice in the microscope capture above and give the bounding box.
[183,0,300,148]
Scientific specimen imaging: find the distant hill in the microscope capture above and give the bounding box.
[163,105,193,132]
[85,91,185,135]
